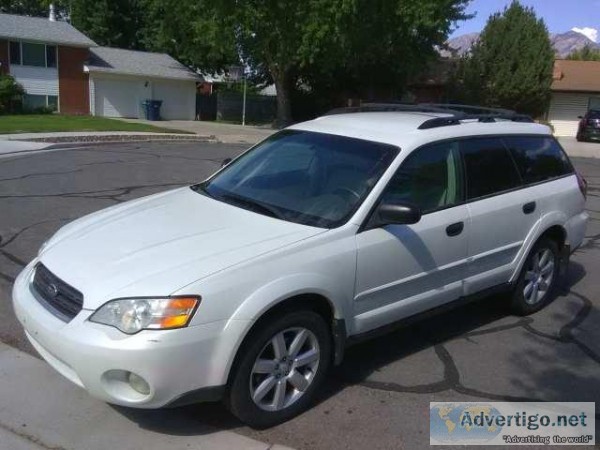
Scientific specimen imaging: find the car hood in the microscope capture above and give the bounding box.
[39,187,325,309]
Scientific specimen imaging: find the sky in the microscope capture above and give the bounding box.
[450,0,600,39]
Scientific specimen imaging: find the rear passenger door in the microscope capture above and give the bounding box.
[461,137,540,294]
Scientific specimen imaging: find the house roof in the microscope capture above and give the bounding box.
[552,60,600,92]
[0,13,96,47]
[86,47,201,81]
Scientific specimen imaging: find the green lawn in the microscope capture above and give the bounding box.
[0,115,191,134]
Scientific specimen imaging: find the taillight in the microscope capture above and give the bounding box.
[576,172,587,199]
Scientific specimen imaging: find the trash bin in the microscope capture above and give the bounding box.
[142,99,162,121]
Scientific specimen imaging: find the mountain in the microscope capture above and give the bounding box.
[445,29,600,58]
[572,27,598,43]
[551,30,600,57]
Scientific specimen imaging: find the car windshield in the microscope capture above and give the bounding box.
[194,130,399,228]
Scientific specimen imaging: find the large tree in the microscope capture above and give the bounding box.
[144,0,470,126]
[454,1,554,117]
[69,0,146,49]
[0,0,55,16]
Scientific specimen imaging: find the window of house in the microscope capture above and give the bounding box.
[23,94,58,111]
[46,45,57,68]
[460,138,522,200]
[9,42,57,68]
[503,136,573,184]
[22,43,46,67]
[381,141,463,214]
[47,95,58,109]
[9,41,21,65]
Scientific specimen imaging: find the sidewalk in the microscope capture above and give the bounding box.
[118,119,276,144]
[0,342,291,450]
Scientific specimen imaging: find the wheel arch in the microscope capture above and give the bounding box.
[224,290,346,388]
[510,220,568,283]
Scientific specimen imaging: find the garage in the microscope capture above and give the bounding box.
[548,60,600,137]
[548,92,588,137]
[93,77,147,118]
[85,47,200,120]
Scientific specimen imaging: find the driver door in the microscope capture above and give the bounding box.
[353,140,470,334]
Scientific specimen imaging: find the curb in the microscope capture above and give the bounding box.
[0,342,292,450]
[11,134,216,144]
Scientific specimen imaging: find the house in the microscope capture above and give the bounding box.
[547,60,600,136]
[0,12,200,120]
[86,47,199,120]
[0,13,95,114]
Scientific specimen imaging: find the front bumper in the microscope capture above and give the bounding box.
[12,262,249,408]
[580,128,600,140]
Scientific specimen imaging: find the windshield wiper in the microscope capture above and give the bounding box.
[219,193,285,220]
[190,183,212,197]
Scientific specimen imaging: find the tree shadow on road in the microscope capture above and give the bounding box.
[115,262,592,436]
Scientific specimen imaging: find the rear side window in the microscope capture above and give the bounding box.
[503,136,573,184]
[460,138,521,200]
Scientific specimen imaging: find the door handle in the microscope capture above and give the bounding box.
[523,201,536,215]
[446,221,464,237]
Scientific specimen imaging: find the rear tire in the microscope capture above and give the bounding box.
[226,310,332,428]
[510,237,559,316]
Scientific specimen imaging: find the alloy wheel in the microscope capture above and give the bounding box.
[523,247,555,305]
[249,327,320,412]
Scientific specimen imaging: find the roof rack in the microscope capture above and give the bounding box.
[325,103,452,116]
[418,113,534,130]
[323,102,534,129]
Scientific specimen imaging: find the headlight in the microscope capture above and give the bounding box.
[89,296,200,334]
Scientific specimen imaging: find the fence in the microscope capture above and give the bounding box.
[197,92,276,124]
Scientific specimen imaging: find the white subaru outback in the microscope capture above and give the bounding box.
[13,106,588,427]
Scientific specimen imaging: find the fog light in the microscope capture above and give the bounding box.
[128,372,150,395]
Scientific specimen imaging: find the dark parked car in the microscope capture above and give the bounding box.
[576,109,600,142]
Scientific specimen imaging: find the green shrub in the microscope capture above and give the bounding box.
[0,74,25,114]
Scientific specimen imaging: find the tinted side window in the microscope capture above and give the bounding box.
[460,138,521,200]
[382,141,463,214]
[504,136,573,184]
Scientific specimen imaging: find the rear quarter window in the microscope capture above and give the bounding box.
[503,136,573,185]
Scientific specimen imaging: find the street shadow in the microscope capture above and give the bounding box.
[116,261,589,435]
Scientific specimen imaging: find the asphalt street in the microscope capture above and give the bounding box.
[0,141,599,450]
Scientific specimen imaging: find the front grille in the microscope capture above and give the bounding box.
[31,264,83,322]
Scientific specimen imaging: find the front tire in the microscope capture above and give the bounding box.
[510,238,559,315]
[227,310,332,428]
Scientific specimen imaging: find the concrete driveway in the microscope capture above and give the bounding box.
[0,141,598,449]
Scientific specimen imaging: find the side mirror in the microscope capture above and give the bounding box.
[578,116,584,119]
[221,157,232,168]
[373,201,422,227]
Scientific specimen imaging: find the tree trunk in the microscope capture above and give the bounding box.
[273,70,293,128]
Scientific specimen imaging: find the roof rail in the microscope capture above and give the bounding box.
[323,102,534,130]
[418,113,534,130]
[324,103,451,116]
[419,103,517,116]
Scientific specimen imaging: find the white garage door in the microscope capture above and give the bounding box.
[153,80,196,120]
[94,78,147,118]
[548,92,588,137]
